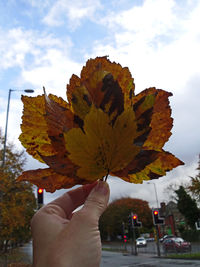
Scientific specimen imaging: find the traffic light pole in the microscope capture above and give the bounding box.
[130,212,137,256]
[155,225,161,257]
[131,227,137,256]
[152,209,164,257]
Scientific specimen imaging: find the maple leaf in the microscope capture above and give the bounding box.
[17,56,184,192]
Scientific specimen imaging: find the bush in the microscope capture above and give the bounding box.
[181,229,200,242]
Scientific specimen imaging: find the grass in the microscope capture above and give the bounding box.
[102,247,127,253]
[166,252,200,260]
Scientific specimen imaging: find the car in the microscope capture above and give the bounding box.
[162,237,191,253]
[159,234,175,242]
[136,237,147,247]
[146,237,155,242]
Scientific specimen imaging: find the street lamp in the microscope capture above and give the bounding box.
[147,182,159,208]
[1,89,34,167]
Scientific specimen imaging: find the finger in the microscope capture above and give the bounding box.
[81,181,110,221]
[50,181,98,217]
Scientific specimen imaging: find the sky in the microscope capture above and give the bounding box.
[0,0,200,207]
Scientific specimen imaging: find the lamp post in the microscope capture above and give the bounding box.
[1,89,34,167]
[147,182,159,208]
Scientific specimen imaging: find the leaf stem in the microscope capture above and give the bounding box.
[104,172,109,182]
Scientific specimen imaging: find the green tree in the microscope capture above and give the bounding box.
[175,185,200,229]
[188,155,200,202]
[99,197,153,241]
[0,129,36,252]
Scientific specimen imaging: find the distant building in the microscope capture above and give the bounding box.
[159,201,185,236]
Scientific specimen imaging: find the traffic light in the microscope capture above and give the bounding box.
[123,234,127,243]
[152,209,164,225]
[132,214,142,228]
[37,188,44,205]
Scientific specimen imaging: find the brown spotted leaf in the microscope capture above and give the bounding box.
[17,56,184,191]
[81,56,135,108]
[112,151,184,184]
[133,88,173,150]
[67,57,135,123]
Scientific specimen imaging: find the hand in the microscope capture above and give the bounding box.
[31,181,110,267]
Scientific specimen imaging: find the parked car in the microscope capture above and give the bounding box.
[162,237,191,253]
[146,237,155,242]
[159,234,175,242]
[136,237,147,247]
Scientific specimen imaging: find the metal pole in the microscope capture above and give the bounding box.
[153,183,159,208]
[147,182,159,208]
[2,89,12,168]
[132,227,137,255]
[155,225,161,257]
[1,89,34,168]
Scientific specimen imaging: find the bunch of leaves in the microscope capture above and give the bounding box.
[188,154,200,201]
[17,56,184,192]
[99,197,153,240]
[0,131,36,251]
[175,186,200,229]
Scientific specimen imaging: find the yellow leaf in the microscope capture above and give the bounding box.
[19,95,56,162]
[64,106,140,180]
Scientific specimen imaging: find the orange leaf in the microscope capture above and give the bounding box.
[18,57,184,191]
[67,57,135,122]
[133,88,173,150]
[81,56,135,108]
[17,168,87,193]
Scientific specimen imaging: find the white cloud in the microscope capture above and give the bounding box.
[0,27,69,71]
[0,26,79,98]
[89,0,200,94]
[100,0,176,37]
[21,48,81,98]
[0,28,32,69]
[42,0,102,29]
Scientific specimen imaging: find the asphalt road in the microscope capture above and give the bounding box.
[102,240,200,255]
[101,251,200,267]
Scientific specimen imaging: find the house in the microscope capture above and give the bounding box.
[159,201,185,236]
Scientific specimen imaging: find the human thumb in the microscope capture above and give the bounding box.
[81,181,110,222]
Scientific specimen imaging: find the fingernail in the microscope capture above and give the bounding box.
[95,181,108,195]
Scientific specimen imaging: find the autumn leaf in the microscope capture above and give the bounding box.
[64,105,140,180]
[17,56,184,192]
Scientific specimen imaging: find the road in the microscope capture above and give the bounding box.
[102,240,200,255]
[16,241,200,266]
[101,251,200,266]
